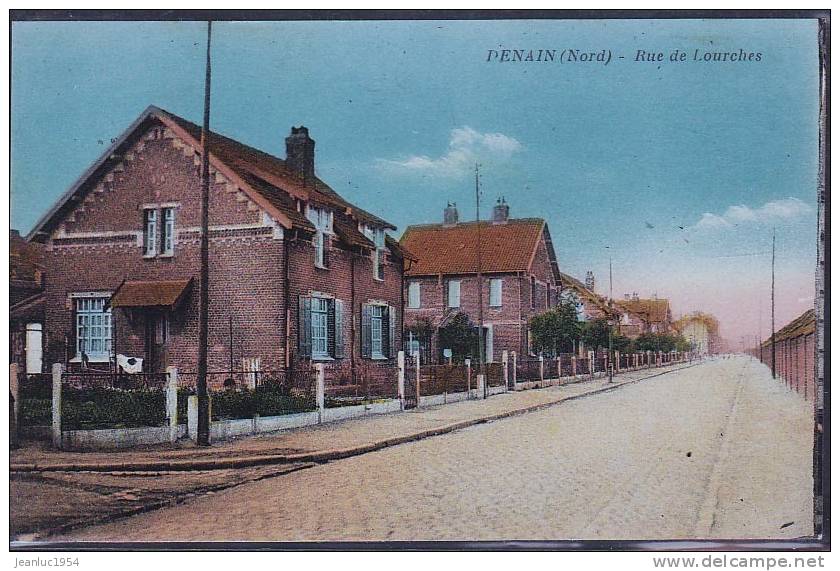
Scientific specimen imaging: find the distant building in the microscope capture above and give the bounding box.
[614,294,673,339]
[674,312,721,355]
[400,199,560,363]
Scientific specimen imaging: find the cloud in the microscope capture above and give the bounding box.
[694,197,812,230]
[376,126,522,178]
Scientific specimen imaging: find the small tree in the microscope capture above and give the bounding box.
[528,300,581,356]
[612,334,633,354]
[438,312,479,364]
[581,318,611,352]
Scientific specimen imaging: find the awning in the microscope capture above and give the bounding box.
[108,278,193,310]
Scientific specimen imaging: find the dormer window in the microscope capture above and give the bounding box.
[363,225,386,280]
[306,205,333,269]
[143,205,177,258]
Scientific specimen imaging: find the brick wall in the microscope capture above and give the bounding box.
[758,333,816,402]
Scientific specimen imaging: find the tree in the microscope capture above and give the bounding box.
[612,334,633,354]
[581,318,611,351]
[529,300,581,356]
[438,312,479,363]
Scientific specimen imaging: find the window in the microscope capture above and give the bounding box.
[370,305,385,358]
[408,282,421,309]
[363,225,386,280]
[75,296,112,359]
[447,280,461,308]
[154,313,169,345]
[311,298,330,358]
[143,209,158,256]
[489,278,502,307]
[298,296,344,360]
[161,208,175,255]
[361,304,394,359]
[306,206,333,268]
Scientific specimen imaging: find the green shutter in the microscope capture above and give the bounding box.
[333,299,344,358]
[386,305,396,359]
[298,296,312,359]
[361,304,372,358]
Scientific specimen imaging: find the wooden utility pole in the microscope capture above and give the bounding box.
[771,227,776,379]
[197,21,213,446]
[475,163,485,395]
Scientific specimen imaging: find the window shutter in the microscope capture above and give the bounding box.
[333,299,345,358]
[361,304,372,358]
[298,296,312,359]
[387,306,396,359]
[323,235,331,268]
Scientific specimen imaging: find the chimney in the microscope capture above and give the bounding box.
[443,202,459,226]
[492,196,510,224]
[285,126,315,184]
[585,271,595,292]
[632,292,639,301]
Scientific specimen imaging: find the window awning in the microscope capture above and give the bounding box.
[108,278,193,310]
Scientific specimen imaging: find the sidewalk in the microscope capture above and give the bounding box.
[11,361,695,540]
[12,362,695,473]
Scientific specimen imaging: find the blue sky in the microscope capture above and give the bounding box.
[11,18,820,343]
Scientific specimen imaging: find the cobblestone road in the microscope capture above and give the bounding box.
[58,357,813,542]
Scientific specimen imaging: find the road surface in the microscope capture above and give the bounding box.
[59,357,814,542]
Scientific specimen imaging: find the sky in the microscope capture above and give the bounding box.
[10,18,821,345]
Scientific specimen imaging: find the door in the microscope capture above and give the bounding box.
[25,323,42,374]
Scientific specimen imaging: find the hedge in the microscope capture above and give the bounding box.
[61,387,166,430]
[20,398,52,427]
[211,383,316,421]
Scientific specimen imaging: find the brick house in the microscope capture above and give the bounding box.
[10,230,45,373]
[400,200,560,363]
[556,271,613,323]
[27,106,411,384]
[614,294,673,338]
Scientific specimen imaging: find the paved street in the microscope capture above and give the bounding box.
[55,357,814,542]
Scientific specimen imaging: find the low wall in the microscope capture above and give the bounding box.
[61,425,187,450]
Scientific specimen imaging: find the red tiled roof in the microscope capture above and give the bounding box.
[558,272,615,315]
[615,298,671,324]
[400,219,546,276]
[109,278,193,309]
[161,110,395,231]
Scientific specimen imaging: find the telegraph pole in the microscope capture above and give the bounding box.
[608,256,614,382]
[197,21,213,446]
[475,163,486,395]
[770,227,776,379]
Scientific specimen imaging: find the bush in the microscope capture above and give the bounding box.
[61,387,166,430]
[20,398,52,426]
[210,383,316,421]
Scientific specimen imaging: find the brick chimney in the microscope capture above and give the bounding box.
[443,202,459,226]
[492,196,509,224]
[585,271,595,292]
[285,126,315,184]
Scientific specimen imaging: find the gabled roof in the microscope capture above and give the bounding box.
[615,298,671,324]
[558,272,614,315]
[27,105,394,242]
[399,218,551,276]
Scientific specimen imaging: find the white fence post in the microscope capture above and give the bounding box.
[476,372,485,399]
[188,395,198,442]
[414,351,421,407]
[502,350,509,391]
[465,359,472,397]
[556,356,562,381]
[615,351,621,373]
[51,363,62,449]
[166,366,179,443]
[512,351,518,388]
[538,355,544,385]
[571,355,577,377]
[316,363,325,423]
[397,351,406,410]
